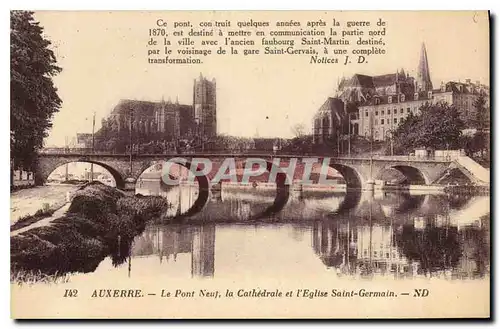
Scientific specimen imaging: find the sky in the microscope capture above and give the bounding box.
[33,11,489,146]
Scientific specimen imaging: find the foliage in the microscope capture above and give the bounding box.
[207,134,256,152]
[349,136,385,155]
[473,91,489,131]
[392,102,465,154]
[11,182,170,279]
[11,11,62,170]
[462,131,488,155]
[290,123,306,137]
[470,92,490,158]
[11,269,70,285]
[281,134,315,154]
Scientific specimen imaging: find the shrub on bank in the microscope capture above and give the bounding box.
[11,182,170,281]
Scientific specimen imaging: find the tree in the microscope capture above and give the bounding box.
[473,91,489,131]
[472,92,489,157]
[11,11,62,171]
[392,102,465,154]
[291,123,306,137]
[281,134,314,154]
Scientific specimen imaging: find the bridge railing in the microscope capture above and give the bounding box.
[39,148,122,155]
[38,148,453,162]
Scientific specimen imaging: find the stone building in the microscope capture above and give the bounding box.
[313,65,418,144]
[102,98,193,143]
[433,80,490,127]
[358,91,433,141]
[358,80,489,141]
[312,97,351,144]
[98,74,217,145]
[313,43,489,143]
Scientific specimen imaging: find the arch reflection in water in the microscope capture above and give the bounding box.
[136,162,209,218]
[135,162,291,220]
[112,193,489,281]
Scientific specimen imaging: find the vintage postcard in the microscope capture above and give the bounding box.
[10,10,490,319]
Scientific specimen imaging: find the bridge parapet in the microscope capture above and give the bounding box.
[39,148,453,163]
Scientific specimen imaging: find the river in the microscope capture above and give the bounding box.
[11,180,490,318]
[63,180,490,281]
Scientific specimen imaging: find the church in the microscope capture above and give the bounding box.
[98,73,217,147]
[313,43,489,143]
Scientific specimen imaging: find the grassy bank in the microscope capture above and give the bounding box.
[10,207,56,232]
[11,182,170,283]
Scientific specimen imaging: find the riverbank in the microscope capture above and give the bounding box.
[11,182,170,282]
[10,184,78,225]
[11,203,71,234]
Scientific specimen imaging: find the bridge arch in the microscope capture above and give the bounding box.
[41,159,126,189]
[377,165,429,185]
[135,160,211,219]
[328,162,365,189]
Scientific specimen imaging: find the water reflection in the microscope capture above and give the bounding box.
[312,215,489,279]
[132,225,216,278]
[109,186,489,280]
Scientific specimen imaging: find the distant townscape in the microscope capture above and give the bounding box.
[32,42,491,188]
[313,43,489,143]
[56,43,489,161]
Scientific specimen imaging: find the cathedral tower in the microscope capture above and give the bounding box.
[416,42,433,92]
[193,73,217,138]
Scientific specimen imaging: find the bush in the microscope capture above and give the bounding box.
[11,182,170,280]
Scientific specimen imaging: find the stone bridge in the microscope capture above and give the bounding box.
[36,151,456,191]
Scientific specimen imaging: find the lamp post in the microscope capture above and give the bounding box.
[90,112,95,182]
[195,117,201,152]
[390,132,394,156]
[387,130,394,156]
[64,136,69,182]
[347,114,352,157]
[337,130,340,156]
[129,109,134,175]
[369,112,374,189]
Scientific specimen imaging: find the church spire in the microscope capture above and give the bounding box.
[416,42,433,92]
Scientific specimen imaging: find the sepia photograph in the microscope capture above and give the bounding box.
[10,10,490,319]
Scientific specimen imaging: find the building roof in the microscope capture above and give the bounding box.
[433,81,489,95]
[372,73,398,87]
[111,99,158,116]
[358,91,432,107]
[339,72,408,91]
[110,99,191,117]
[313,97,345,119]
[352,74,375,89]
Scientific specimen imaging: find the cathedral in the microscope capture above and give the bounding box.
[313,43,489,143]
[99,74,217,147]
